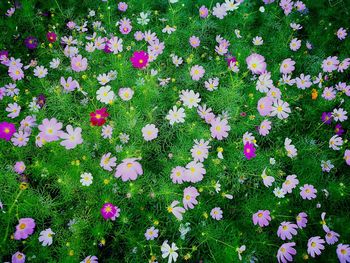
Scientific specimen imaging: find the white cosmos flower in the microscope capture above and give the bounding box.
[161,240,179,263]
[80,172,93,186]
[166,106,186,125]
[96,85,115,104]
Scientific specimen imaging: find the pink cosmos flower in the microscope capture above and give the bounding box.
[257,96,273,117]
[252,210,271,227]
[170,166,186,184]
[130,51,148,69]
[6,102,21,118]
[114,158,143,181]
[282,174,299,193]
[60,76,79,92]
[100,152,117,171]
[244,142,256,160]
[277,222,298,240]
[290,38,301,51]
[210,207,223,220]
[261,168,275,187]
[183,186,199,210]
[168,200,186,221]
[300,184,317,200]
[277,242,296,263]
[295,73,312,89]
[145,226,159,240]
[59,125,83,150]
[210,117,230,140]
[322,87,336,100]
[337,244,350,263]
[12,252,26,263]
[185,161,206,183]
[307,236,325,258]
[337,28,347,40]
[322,56,339,72]
[259,119,272,136]
[344,150,350,166]
[142,124,159,141]
[81,256,98,263]
[189,36,200,48]
[212,3,227,19]
[101,203,120,220]
[11,131,30,147]
[119,18,132,34]
[246,53,267,74]
[190,65,205,81]
[323,225,340,245]
[8,66,24,81]
[71,55,88,72]
[38,118,63,142]
[296,212,308,229]
[14,218,36,240]
[39,228,55,246]
[14,161,26,174]
[280,58,295,74]
[118,2,128,12]
[118,87,134,101]
[66,21,76,30]
[199,5,209,18]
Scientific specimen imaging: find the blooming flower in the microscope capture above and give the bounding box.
[290,38,301,51]
[190,65,205,81]
[6,102,21,118]
[280,58,295,74]
[277,242,296,263]
[180,89,201,108]
[80,172,93,186]
[244,142,256,160]
[296,212,308,229]
[170,166,186,184]
[130,51,148,69]
[167,200,185,220]
[81,256,98,263]
[324,225,340,245]
[97,85,115,104]
[307,236,325,258]
[24,36,38,49]
[189,36,200,48]
[71,55,88,72]
[60,76,79,92]
[145,226,159,240]
[199,5,209,18]
[270,99,291,119]
[261,168,275,187]
[329,134,343,151]
[161,240,179,263]
[210,117,230,140]
[166,106,186,125]
[183,186,199,210]
[332,108,348,122]
[14,218,35,240]
[337,244,350,263]
[38,118,63,142]
[210,207,223,220]
[101,203,120,220]
[185,161,206,183]
[252,210,271,227]
[118,87,134,101]
[14,161,26,174]
[12,252,26,263]
[246,53,267,74]
[142,124,159,141]
[100,152,117,171]
[115,158,143,181]
[59,125,83,150]
[212,3,227,19]
[277,222,298,240]
[38,228,55,246]
[259,119,272,136]
[322,56,339,72]
[282,174,299,193]
[90,108,109,126]
[300,184,317,200]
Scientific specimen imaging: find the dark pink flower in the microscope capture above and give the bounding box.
[130,51,148,69]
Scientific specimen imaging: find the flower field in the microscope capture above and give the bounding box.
[1,0,350,262]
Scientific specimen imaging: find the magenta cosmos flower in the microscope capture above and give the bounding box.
[0,121,16,141]
[71,55,88,72]
[46,32,57,43]
[130,51,148,69]
[101,203,120,220]
[252,210,271,227]
[183,186,199,210]
[296,212,308,229]
[246,53,267,74]
[210,117,230,140]
[12,252,26,263]
[277,221,298,240]
[337,244,350,263]
[115,158,143,181]
[244,142,256,160]
[307,236,325,258]
[277,242,296,263]
[14,218,36,240]
[300,184,317,200]
[24,36,38,49]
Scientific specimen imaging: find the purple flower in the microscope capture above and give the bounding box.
[14,218,35,240]
[199,5,208,18]
[144,226,159,240]
[324,225,340,245]
[300,184,317,200]
[210,207,223,220]
[277,242,296,263]
[252,210,271,227]
[307,236,325,258]
[321,112,332,125]
[244,142,256,160]
[277,222,298,240]
[37,94,46,108]
[14,161,26,174]
[101,203,120,221]
[335,123,345,136]
[0,121,16,141]
[337,244,350,263]
[12,252,26,263]
[296,212,308,229]
[118,2,128,12]
[24,36,38,49]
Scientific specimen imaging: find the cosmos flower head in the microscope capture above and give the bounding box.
[90,108,109,126]
[130,51,149,69]
[24,36,38,49]
[101,203,120,221]
[0,121,16,141]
